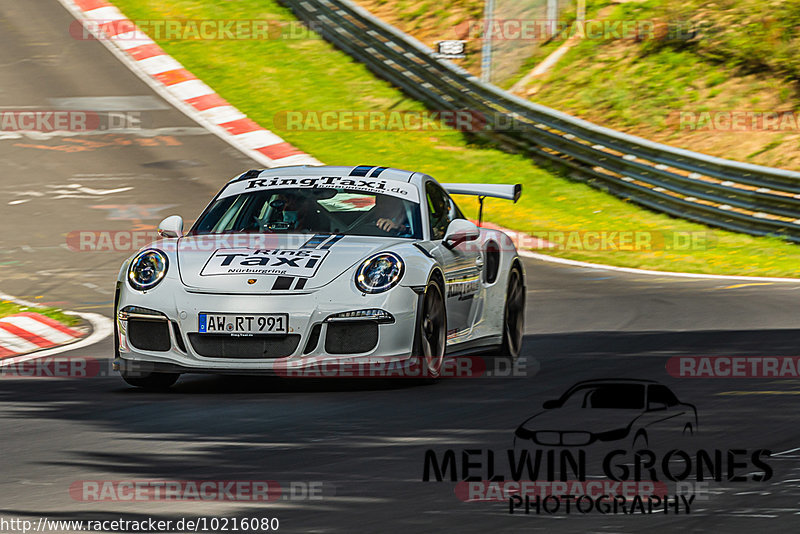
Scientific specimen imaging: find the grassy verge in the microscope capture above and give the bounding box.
[521,0,800,170]
[0,301,81,327]
[110,0,800,277]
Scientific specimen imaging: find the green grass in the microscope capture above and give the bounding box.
[109,0,800,277]
[522,0,800,163]
[0,301,81,327]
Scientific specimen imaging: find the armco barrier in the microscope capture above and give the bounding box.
[281,0,800,242]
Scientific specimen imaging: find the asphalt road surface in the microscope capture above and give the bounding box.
[1,1,800,533]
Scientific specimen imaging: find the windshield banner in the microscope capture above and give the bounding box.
[219,175,420,202]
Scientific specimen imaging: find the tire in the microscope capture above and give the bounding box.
[499,266,525,360]
[412,278,447,379]
[122,371,179,390]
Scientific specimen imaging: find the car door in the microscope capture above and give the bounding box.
[425,181,482,340]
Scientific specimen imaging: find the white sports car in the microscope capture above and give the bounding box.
[114,165,525,388]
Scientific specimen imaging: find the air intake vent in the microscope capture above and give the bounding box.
[171,321,187,353]
[304,324,322,354]
[128,319,171,352]
[188,334,301,359]
[325,321,378,354]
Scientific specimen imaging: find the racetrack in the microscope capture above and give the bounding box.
[1,1,800,532]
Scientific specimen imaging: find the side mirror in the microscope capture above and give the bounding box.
[443,219,480,249]
[158,215,184,238]
[647,401,668,412]
[542,400,560,409]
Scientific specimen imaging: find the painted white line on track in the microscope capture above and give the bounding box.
[520,250,800,282]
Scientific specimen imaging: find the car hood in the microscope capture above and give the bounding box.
[517,407,643,434]
[175,234,408,293]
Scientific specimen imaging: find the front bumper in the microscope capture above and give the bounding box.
[116,281,420,374]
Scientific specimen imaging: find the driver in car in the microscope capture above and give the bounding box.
[373,195,411,237]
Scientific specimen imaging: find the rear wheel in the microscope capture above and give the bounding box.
[499,266,525,359]
[413,279,447,378]
[122,371,179,390]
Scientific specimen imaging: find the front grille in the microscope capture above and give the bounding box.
[534,431,561,446]
[188,334,301,359]
[534,431,592,446]
[325,321,378,354]
[128,319,171,352]
[560,432,592,446]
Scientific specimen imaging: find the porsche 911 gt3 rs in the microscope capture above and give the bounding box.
[114,165,526,388]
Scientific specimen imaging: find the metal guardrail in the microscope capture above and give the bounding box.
[281,0,800,242]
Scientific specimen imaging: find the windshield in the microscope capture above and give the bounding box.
[560,384,646,410]
[190,188,423,239]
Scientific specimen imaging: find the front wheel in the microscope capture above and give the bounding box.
[499,266,525,359]
[122,371,179,390]
[412,279,447,379]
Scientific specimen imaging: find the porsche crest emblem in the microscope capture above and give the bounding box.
[247,279,257,285]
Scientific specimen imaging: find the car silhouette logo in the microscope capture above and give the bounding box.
[514,379,698,450]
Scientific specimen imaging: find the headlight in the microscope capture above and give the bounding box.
[355,252,404,294]
[127,249,168,291]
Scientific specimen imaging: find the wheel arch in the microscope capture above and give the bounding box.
[428,266,445,290]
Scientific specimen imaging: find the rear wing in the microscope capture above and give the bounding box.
[441,183,522,202]
[441,183,522,225]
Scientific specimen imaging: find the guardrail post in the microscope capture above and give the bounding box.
[480,0,495,83]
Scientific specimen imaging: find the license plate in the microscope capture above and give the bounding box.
[198,313,288,334]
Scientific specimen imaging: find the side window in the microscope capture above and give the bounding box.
[426,182,464,240]
[648,385,678,407]
[426,182,450,240]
